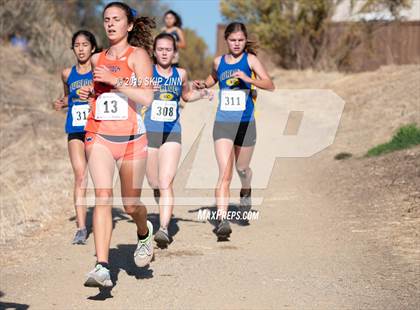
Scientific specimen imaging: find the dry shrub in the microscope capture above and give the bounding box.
[0,0,74,72]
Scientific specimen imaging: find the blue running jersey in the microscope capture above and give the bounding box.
[65,66,93,133]
[216,52,255,122]
[144,65,183,133]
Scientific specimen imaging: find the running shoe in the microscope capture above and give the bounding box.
[134,220,154,267]
[216,219,232,239]
[72,228,87,245]
[154,227,172,248]
[84,264,113,287]
[239,189,252,213]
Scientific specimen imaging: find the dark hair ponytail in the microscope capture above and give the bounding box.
[224,22,258,55]
[129,16,156,56]
[103,2,156,56]
[71,30,100,53]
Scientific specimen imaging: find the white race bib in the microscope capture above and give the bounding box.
[151,100,177,122]
[95,92,128,120]
[220,90,246,111]
[71,104,90,127]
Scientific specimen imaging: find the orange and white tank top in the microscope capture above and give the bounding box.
[85,46,146,135]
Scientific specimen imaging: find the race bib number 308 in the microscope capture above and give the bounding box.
[220,90,246,111]
[72,104,90,127]
[151,100,177,122]
[95,92,128,120]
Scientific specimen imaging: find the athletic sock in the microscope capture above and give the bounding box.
[240,188,251,197]
[137,229,149,241]
[97,262,109,270]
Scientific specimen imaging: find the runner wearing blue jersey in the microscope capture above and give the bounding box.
[53,30,98,245]
[194,22,274,239]
[145,33,208,247]
[161,10,186,66]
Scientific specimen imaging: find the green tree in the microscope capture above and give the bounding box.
[220,0,412,70]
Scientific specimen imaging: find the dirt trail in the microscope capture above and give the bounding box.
[1,152,418,309]
[0,47,419,308]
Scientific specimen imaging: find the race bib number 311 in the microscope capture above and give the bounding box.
[220,90,246,111]
[151,100,177,122]
[95,92,128,120]
[72,104,90,127]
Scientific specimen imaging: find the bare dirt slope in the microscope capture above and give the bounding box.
[0,46,419,309]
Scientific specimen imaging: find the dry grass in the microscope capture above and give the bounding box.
[0,0,74,72]
[271,64,420,264]
[0,45,73,244]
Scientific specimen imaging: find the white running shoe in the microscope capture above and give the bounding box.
[134,220,154,267]
[84,264,113,287]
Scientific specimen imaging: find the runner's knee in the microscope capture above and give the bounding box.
[147,178,159,190]
[95,189,113,205]
[217,175,232,189]
[158,176,173,190]
[236,166,251,179]
[124,204,146,216]
[74,172,87,187]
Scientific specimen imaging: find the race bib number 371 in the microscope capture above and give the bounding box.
[95,92,129,120]
[220,90,246,111]
[72,104,90,127]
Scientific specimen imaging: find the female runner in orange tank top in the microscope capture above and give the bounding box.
[79,1,155,288]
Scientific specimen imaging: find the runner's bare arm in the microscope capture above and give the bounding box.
[176,28,186,49]
[78,53,99,100]
[124,48,154,107]
[239,54,274,91]
[193,56,221,89]
[180,69,208,102]
[54,68,71,110]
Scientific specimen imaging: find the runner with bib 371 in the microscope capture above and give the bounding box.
[53,30,98,245]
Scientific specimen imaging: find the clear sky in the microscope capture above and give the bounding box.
[161,0,223,55]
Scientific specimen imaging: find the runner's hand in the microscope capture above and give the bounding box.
[53,97,65,111]
[78,86,94,100]
[94,65,118,86]
[232,70,251,83]
[193,80,206,90]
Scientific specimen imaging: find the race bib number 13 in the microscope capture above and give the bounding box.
[95,92,128,120]
[220,90,246,111]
